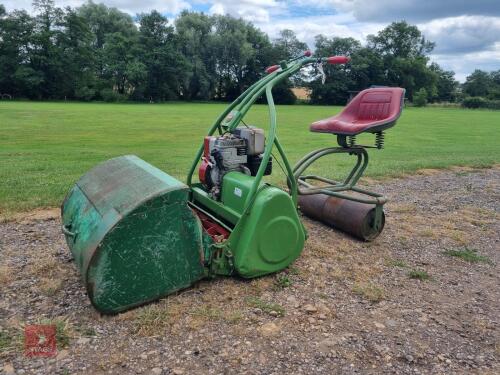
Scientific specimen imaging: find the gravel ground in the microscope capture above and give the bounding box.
[1,166,499,375]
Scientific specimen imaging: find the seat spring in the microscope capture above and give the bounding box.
[375,131,385,149]
[348,135,356,147]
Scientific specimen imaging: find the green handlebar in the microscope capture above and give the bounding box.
[186,53,349,214]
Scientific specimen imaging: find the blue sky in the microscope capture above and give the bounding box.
[3,0,499,81]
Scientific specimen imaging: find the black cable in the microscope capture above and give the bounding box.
[240,119,251,128]
[271,152,293,192]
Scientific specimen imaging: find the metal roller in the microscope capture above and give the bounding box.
[298,194,385,241]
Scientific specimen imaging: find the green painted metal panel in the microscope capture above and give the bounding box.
[220,172,256,215]
[61,155,206,314]
[191,185,241,225]
[191,172,306,278]
[228,183,306,278]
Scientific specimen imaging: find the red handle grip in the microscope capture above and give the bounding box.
[327,56,350,65]
[265,65,280,74]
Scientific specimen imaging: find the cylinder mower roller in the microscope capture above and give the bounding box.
[61,52,405,313]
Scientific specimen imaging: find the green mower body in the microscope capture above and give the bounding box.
[191,172,305,278]
[62,157,305,313]
[61,52,396,313]
[61,155,206,313]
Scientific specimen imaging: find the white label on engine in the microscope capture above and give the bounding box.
[234,187,242,197]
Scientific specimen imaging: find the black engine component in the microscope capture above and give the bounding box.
[247,155,272,176]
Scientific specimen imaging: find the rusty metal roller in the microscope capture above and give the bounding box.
[298,194,385,241]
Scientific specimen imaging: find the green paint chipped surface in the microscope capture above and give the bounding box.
[61,155,205,314]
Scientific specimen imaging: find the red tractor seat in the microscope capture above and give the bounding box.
[310,87,405,136]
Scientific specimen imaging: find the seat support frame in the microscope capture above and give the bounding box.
[293,144,386,233]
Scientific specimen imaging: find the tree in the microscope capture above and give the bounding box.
[463,70,492,97]
[390,56,437,100]
[0,4,489,105]
[77,0,138,98]
[348,47,385,90]
[308,36,361,105]
[429,63,458,102]
[413,88,428,107]
[0,9,38,97]
[273,29,307,59]
[487,70,500,99]
[101,32,145,96]
[367,21,434,59]
[367,22,437,100]
[58,8,95,99]
[211,15,257,100]
[136,11,189,101]
[235,21,274,98]
[77,1,136,49]
[175,11,216,100]
[265,29,308,104]
[30,0,65,98]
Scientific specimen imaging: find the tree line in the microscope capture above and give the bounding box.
[0,0,498,106]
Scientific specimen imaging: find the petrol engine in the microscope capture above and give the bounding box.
[199,126,272,198]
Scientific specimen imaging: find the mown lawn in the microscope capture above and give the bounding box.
[0,101,499,214]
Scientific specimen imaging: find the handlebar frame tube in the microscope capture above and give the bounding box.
[186,56,336,216]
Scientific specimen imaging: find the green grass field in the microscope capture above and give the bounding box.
[1,101,499,214]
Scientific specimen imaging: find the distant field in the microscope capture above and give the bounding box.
[0,101,499,214]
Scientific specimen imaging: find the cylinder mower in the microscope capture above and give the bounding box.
[61,52,405,313]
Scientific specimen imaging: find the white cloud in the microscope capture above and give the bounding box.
[420,16,500,54]
[417,15,500,81]
[260,11,500,82]
[107,0,192,15]
[432,43,500,82]
[255,13,383,48]
[293,0,500,22]
[1,0,191,15]
[208,0,286,23]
